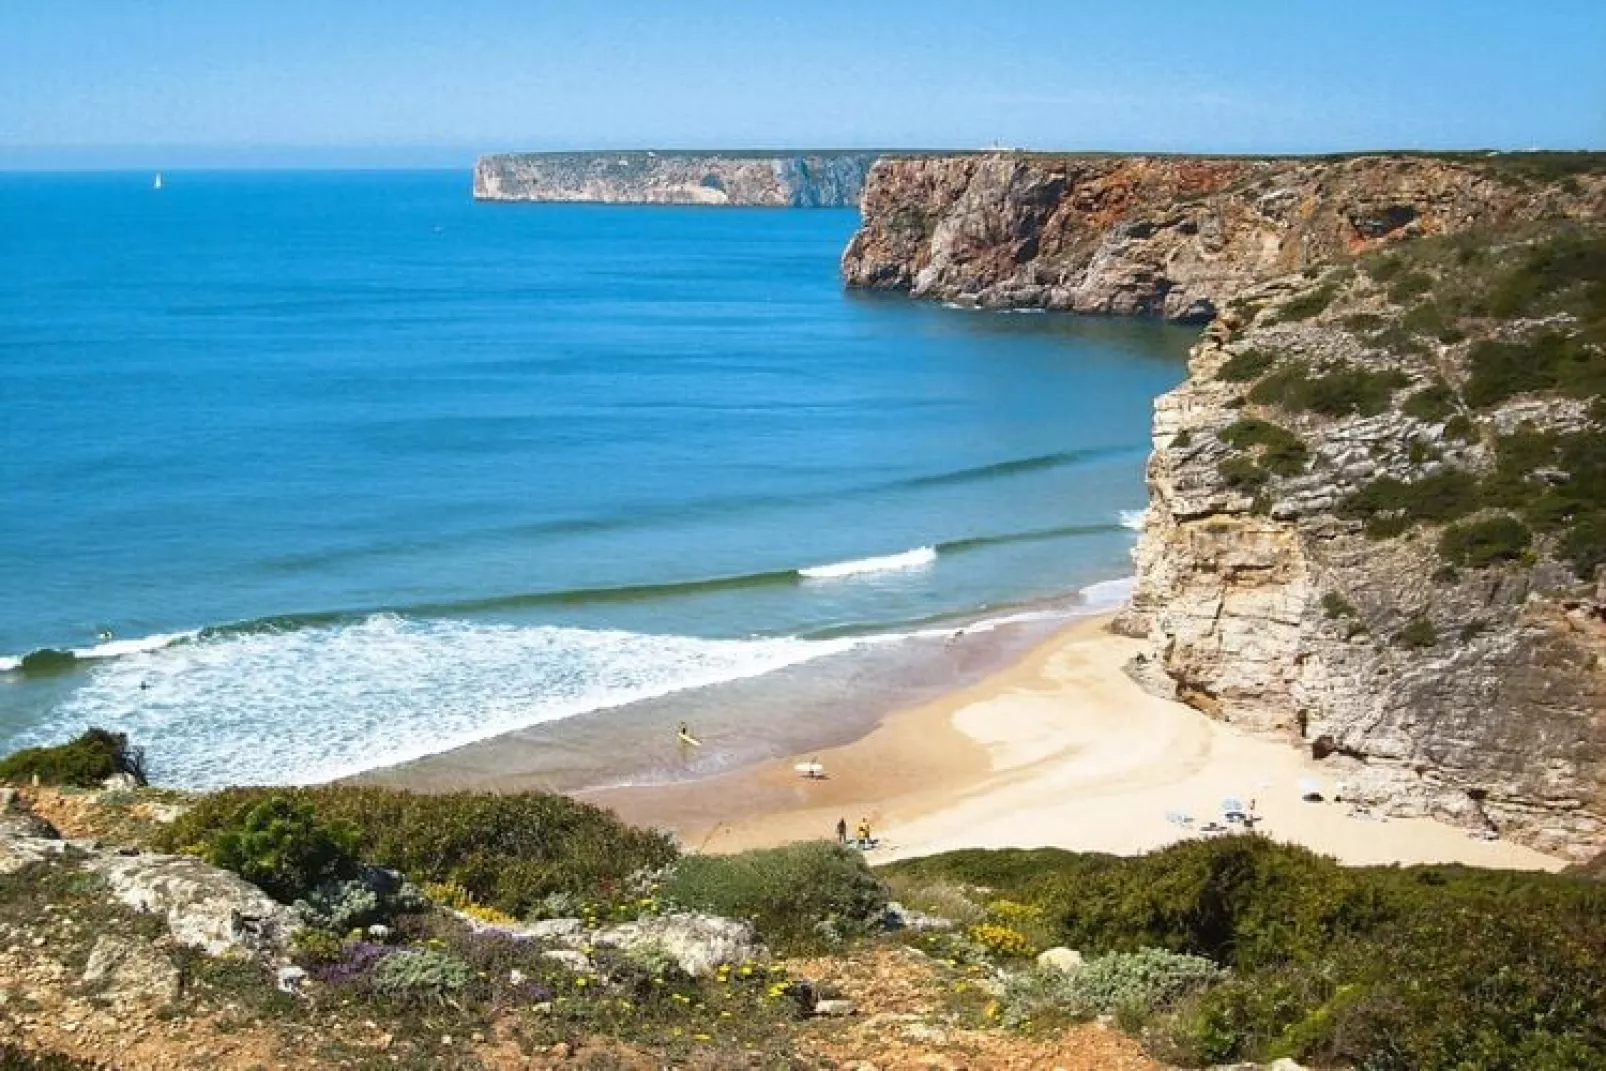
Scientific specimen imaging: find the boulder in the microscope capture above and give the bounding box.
[1036,947,1085,973]
[81,935,180,1005]
[524,917,585,943]
[0,802,66,875]
[882,901,956,933]
[86,851,301,957]
[812,998,857,1018]
[590,912,759,977]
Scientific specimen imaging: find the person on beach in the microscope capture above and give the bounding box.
[856,817,872,848]
[836,817,848,844]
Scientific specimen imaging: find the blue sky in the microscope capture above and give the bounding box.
[2,1,1603,167]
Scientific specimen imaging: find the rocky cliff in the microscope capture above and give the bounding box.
[474,150,880,207]
[846,153,1606,859]
[843,152,1605,320]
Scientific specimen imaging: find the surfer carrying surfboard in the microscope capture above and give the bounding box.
[676,722,702,748]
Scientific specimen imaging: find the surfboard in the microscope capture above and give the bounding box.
[677,731,702,747]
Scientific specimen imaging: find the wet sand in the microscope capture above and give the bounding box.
[586,615,1566,871]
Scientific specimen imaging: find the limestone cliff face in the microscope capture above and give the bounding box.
[845,152,1606,859]
[1121,228,1606,860]
[474,151,877,207]
[843,153,1605,320]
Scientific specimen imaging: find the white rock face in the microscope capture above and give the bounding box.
[589,912,761,978]
[1122,285,1606,861]
[1036,947,1085,974]
[86,851,301,957]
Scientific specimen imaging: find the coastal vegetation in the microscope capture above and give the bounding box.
[7,731,1606,1068]
[881,837,1606,1068]
[160,785,677,916]
[0,728,147,789]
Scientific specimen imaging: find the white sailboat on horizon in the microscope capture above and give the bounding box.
[153,172,164,190]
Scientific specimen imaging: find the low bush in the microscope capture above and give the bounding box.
[295,872,427,933]
[664,840,886,951]
[1438,515,1532,568]
[1220,419,1308,475]
[1401,382,1458,422]
[0,728,147,788]
[1249,362,1409,418]
[1387,271,1434,303]
[160,785,675,917]
[1320,593,1357,619]
[967,922,1037,959]
[1216,349,1277,382]
[1217,456,1269,494]
[1271,284,1337,323]
[1465,332,1606,408]
[195,794,361,903]
[881,836,1606,1068]
[370,949,471,1002]
[1337,470,1482,537]
[1394,617,1439,649]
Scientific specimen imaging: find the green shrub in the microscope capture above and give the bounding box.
[1563,514,1606,580]
[160,785,675,917]
[1402,382,1458,422]
[0,728,147,789]
[1465,332,1606,408]
[294,873,427,933]
[1220,419,1308,475]
[370,949,470,1001]
[1394,617,1439,649]
[1249,361,1409,417]
[195,794,360,903]
[664,841,887,951]
[1365,255,1404,283]
[1217,456,1269,493]
[1001,949,1222,1030]
[1172,429,1193,449]
[1438,515,1532,568]
[1337,470,1482,537]
[1444,413,1476,441]
[1387,271,1434,303]
[1217,349,1277,382]
[1271,284,1337,323]
[883,836,1606,1068]
[1342,312,1385,332]
[1320,593,1357,619]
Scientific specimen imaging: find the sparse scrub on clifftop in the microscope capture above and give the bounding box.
[0,728,147,789]
[664,840,887,952]
[160,785,675,916]
[880,837,1606,1069]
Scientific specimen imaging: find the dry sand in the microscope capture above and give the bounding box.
[588,614,1565,871]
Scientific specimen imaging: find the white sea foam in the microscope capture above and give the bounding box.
[21,615,855,789]
[0,629,198,674]
[1118,508,1148,531]
[799,546,938,580]
[1080,576,1136,611]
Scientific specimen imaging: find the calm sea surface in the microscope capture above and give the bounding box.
[0,170,1192,786]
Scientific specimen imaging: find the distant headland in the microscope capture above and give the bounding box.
[472,149,893,207]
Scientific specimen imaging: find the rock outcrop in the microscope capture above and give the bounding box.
[843,153,1606,320]
[843,154,1606,859]
[474,151,880,207]
[1121,227,1606,859]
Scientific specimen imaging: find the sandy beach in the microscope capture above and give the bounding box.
[588,614,1566,871]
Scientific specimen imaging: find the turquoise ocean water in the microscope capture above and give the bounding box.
[0,170,1192,787]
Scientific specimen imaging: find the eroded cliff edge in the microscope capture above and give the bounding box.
[843,152,1605,320]
[474,150,879,207]
[845,153,1606,858]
